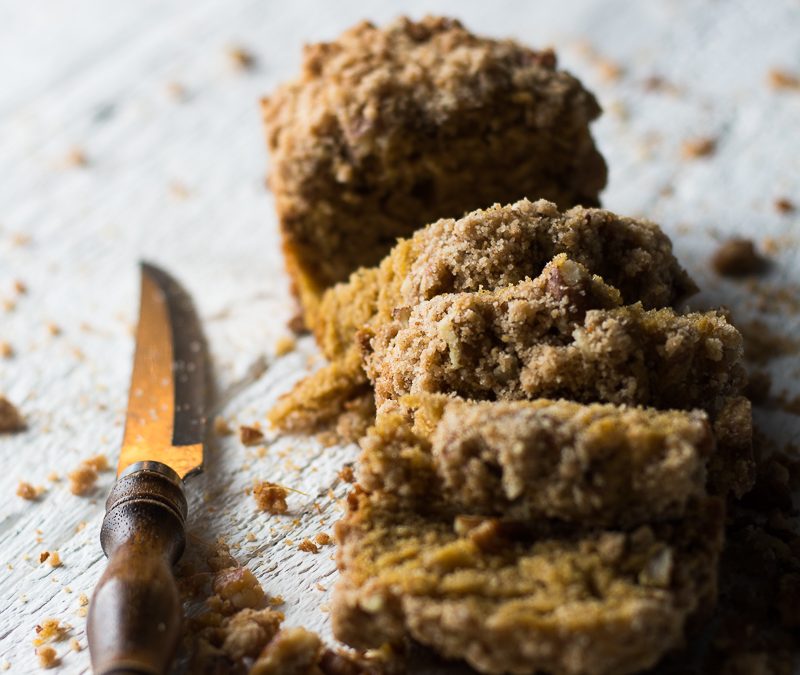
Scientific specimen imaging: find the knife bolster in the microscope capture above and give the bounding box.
[88,462,188,675]
[100,461,188,559]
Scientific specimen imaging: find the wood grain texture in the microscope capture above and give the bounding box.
[1,0,799,672]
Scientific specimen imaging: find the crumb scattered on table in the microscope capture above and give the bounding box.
[767,68,800,91]
[314,532,332,546]
[64,147,88,168]
[0,341,13,358]
[274,335,296,356]
[16,481,41,500]
[253,481,288,514]
[682,136,717,159]
[68,465,98,496]
[227,45,256,70]
[298,539,319,554]
[337,466,355,483]
[33,618,69,646]
[214,416,232,436]
[711,238,768,277]
[0,396,25,432]
[775,197,796,214]
[36,646,58,669]
[240,424,264,446]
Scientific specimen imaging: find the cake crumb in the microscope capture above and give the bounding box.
[48,552,62,568]
[213,566,266,610]
[214,416,232,436]
[240,424,264,446]
[68,464,98,496]
[253,482,289,514]
[298,539,319,554]
[337,465,355,483]
[69,638,81,652]
[711,238,768,277]
[46,472,59,482]
[314,532,332,546]
[0,396,25,432]
[0,341,13,358]
[78,594,89,607]
[681,137,716,159]
[227,45,256,70]
[39,551,49,564]
[84,455,109,472]
[274,335,296,356]
[46,323,61,337]
[36,646,58,669]
[775,197,796,214]
[33,618,69,646]
[768,68,800,91]
[64,147,88,168]
[268,595,285,607]
[16,481,41,501]
[13,280,27,295]
[165,81,187,101]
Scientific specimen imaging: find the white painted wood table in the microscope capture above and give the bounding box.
[1,0,799,672]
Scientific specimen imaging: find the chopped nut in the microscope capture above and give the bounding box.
[39,551,49,564]
[0,396,25,432]
[253,482,289,514]
[681,137,716,159]
[298,539,319,554]
[240,425,264,446]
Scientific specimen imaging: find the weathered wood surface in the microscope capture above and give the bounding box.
[1,0,799,672]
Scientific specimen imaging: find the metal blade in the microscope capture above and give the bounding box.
[118,263,207,479]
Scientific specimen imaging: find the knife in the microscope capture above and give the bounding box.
[88,263,207,675]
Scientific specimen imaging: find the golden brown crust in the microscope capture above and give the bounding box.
[264,17,608,318]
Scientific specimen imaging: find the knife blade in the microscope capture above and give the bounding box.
[88,262,208,675]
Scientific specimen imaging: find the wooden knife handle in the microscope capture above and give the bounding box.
[88,462,187,675]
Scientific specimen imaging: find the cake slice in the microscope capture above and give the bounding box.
[332,490,724,675]
[358,395,712,528]
[271,196,697,436]
[264,17,609,324]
